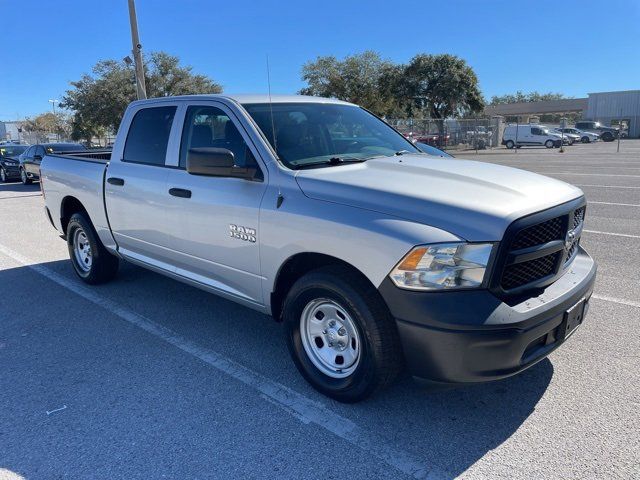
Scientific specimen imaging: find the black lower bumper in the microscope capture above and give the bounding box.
[379,247,596,384]
[1,165,20,178]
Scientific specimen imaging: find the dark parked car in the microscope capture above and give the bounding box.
[574,121,619,142]
[18,143,87,184]
[0,144,29,182]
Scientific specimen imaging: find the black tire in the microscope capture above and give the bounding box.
[66,212,119,284]
[282,265,402,403]
[601,132,614,142]
[581,136,590,143]
[20,168,32,185]
[0,168,7,183]
[545,140,554,149]
[505,140,515,149]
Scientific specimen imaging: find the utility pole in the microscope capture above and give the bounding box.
[128,0,147,100]
[48,99,59,141]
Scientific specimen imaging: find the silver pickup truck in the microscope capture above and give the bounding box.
[40,95,596,402]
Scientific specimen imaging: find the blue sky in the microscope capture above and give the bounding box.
[1,0,639,120]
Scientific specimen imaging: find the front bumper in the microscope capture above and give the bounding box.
[379,247,596,384]
[1,164,20,177]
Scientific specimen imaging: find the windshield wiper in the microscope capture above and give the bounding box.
[294,157,368,169]
[394,150,412,156]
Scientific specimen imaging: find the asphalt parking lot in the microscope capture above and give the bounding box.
[1,140,638,479]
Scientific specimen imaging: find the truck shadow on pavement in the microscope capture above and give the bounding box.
[0,182,41,194]
[0,259,553,478]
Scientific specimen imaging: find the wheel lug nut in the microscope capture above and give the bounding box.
[338,328,346,335]
[322,329,327,334]
[329,320,336,327]
[328,342,333,347]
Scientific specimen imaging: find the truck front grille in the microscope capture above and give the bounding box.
[511,216,563,249]
[501,252,561,290]
[497,202,586,294]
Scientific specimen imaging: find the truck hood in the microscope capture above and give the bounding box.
[294,155,583,241]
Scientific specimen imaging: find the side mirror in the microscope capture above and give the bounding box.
[186,147,256,180]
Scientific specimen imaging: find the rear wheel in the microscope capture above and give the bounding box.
[66,212,119,284]
[0,168,7,183]
[545,140,554,148]
[20,168,32,185]
[283,266,402,403]
[601,132,614,142]
[505,140,515,149]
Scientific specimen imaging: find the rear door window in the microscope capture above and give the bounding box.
[123,106,177,166]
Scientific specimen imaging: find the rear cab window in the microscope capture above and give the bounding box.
[123,106,177,166]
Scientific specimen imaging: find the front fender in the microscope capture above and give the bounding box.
[259,182,461,310]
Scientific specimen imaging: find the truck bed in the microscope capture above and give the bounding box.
[47,150,112,162]
[40,150,114,249]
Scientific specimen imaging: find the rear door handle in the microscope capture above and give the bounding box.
[169,188,192,198]
[107,177,125,186]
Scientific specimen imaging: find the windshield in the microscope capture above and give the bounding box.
[242,102,419,169]
[0,145,27,158]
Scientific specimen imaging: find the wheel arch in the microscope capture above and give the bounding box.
[270,252,382,322]
[60,195,92,235]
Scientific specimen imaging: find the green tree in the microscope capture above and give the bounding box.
[62,52,222,135]
[400,54,485,122]
[23,112,72,142]
[489,91,568,105]
[299,51,400,116]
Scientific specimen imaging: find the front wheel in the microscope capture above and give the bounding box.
[0,168,7,183]
[20,168,32,185]
[581,136,590,143]
[601,132,614,142]
[66,212,119,284]
[545,140,554,148]
[283,266,402,402]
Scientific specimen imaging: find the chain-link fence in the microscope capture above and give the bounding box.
[386,117,505,151]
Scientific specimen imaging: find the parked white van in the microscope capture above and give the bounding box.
[502,125,563,149]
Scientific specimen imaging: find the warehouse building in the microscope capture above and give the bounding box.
[586,90,640,138]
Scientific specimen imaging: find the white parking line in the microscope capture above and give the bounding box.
[0,243,440,480]
[593,294,640,309]
[575,184,640,190]
[583,229,640,239]
[589,201,640,207]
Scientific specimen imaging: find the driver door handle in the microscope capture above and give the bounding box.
[107,177,125,186]
[169,187,191,198]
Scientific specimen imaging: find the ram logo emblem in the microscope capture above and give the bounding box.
[564,229,576,251]
[229,224,257,243]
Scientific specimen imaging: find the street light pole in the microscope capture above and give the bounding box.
[48,99,59,141]
[128,0,147,100]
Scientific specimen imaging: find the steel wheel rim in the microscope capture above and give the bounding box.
[73,228,92,273]
[0,169,5,182]
[20,169,26,182]
[300,298,361,379]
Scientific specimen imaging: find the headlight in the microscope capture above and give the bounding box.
[389,242,495,290]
